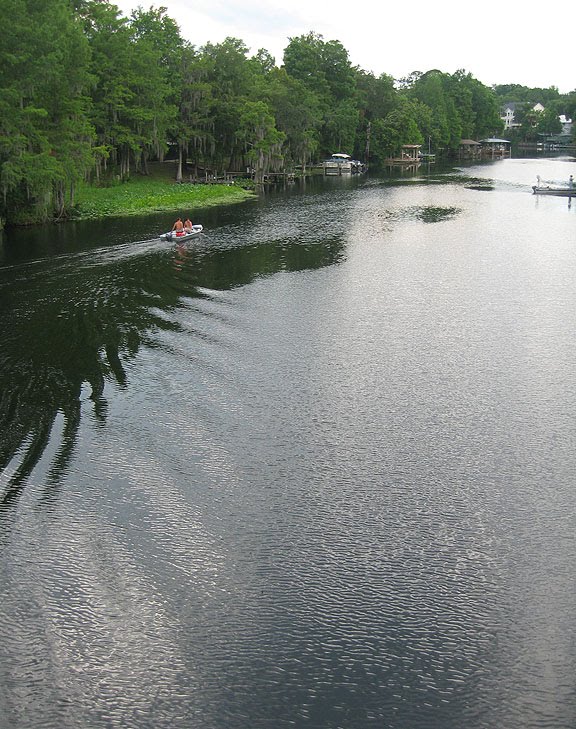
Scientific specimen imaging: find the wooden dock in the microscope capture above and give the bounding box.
[187,171,295,185]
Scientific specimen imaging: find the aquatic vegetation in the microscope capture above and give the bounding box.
[73,179,254,220]
[463,177,495,191]
[379,205,462,224]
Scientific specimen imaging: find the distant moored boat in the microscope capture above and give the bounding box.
[532,174,575,196]
[323,154,366,175]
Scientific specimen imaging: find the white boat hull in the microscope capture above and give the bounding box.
[323,153,358,175]
[324,163,352,174]
[532,186,574,197]
[160,224,203,241]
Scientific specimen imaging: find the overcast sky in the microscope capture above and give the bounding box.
[113,0,574,94]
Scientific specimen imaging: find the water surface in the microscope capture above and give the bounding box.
[1,157,576,729]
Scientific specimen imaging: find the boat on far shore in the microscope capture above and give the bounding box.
[323,153,366,175]
[532,175,574,196]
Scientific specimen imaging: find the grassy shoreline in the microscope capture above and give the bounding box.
[72,175,255,221]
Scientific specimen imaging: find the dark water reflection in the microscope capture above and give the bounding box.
[1,160,576,729]
[0,192,345,498]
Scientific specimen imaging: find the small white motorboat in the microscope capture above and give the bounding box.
[160,224,203,241]
[532,175,574,197]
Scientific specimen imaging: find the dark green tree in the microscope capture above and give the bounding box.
[283,32,332,105]
[201,38,255,172]
[262,68,323,171]
[283,32,357,156]
[0,0,94,224]
[379,99,424,158]
[408,70,461,151]
[355,71,397,122]
[126,6,182,173]
[323,99,359,154]
[449,70,502,139]
[536,107,562,135]
[80,0,136,178]
[80,1,180,180]
[172,45,214,182]
[236,101,286,182]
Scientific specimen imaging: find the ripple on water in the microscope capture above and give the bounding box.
[2,163,576,729]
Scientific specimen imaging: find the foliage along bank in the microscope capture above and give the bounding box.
[73,177,255,221]
[1,0,575,227]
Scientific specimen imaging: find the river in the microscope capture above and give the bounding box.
[1,157,575,729]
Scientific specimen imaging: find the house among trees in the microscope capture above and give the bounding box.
[500,101,545,129]
[499,97,573,148]
[559,115,573,136]
[501,102,520,130]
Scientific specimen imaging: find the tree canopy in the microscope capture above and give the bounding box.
[1,0,572,225]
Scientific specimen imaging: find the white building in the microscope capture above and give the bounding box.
[559,114,573,135]
[500,101,545,130]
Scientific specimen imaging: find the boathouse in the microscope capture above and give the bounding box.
[386,144,422,165]
[480,138,511,158]
[458,139,482,159]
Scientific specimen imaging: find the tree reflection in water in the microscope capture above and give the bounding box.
[0,233,344,506]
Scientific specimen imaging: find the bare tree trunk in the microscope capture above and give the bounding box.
[120,148,131,180]
[254,147,265,184]
[54,181,65,219]
[176,144,183,183]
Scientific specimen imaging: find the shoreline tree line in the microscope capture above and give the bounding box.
[1,0,575,226]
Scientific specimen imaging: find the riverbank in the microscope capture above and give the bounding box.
[73,176,255,221]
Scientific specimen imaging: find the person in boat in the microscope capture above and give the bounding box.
[172,217,184,232]
[184,217,193,233]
